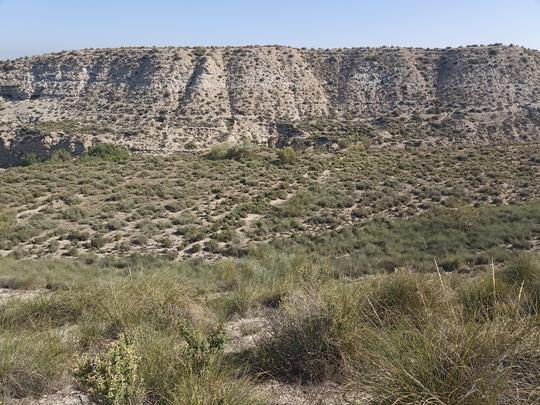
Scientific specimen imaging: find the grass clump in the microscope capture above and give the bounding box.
[0,264,262,404]
[252,256,540,403]
[355,317,539,404]
[19,153,41,166]
[501,253,540,313]
[0,331,74,398]
[0,251,538,404]
[48,149,72,163]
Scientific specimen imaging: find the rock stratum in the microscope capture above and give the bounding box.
[1,44,539,165]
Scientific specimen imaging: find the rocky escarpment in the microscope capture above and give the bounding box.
[0,44,539,165]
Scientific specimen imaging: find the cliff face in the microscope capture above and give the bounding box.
[0,45,539,164]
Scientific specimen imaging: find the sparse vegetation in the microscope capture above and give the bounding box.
[0,140,539,403]
[1,143,538,262]
[1,44,540,404]
[0,252,538,403]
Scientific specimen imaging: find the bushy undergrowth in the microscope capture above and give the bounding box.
[0,260,262,404]
[277,147,297,164]
[1,143,538,260]
[253,254,540,403]
[75,333,143,403]
[205,143,257,161]
[272,201,540,271]
[0,252,538,404]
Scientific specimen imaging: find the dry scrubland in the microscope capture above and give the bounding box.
[1,43,540,405]
[0,142,539,404]
[0,250,538,404]
[1,142,539,264]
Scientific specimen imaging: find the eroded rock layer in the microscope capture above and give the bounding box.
[1,45,539,164]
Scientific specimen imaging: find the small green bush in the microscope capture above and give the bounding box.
[19,153,41,166]
[206,144,256,161]
[74,333,143,404]
[87,143,130,161]
[49,149,72,162]
[90,235,106,250]
[277,147,297,164]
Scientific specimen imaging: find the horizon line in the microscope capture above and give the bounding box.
[2,42,538,62]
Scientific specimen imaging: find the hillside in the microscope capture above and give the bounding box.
[1,44,540,405]
[0,141,538,263]
[1,44,540,165]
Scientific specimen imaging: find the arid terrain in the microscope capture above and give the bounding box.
[1,44,540,165]
[0,45,539,405]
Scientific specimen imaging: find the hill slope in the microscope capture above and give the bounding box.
[1,44,540,165]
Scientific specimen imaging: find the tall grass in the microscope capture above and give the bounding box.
[0,264,261,404]
[0,253,538,403]
[252,254,540,403]
[0,331,75,398]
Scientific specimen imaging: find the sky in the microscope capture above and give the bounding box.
[0,0,539,60]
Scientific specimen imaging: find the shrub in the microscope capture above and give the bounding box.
[205,144,229,160]
[19,153,41,166]
[49,149,72,162]
[134,326,260,405]
[225,144,255,161]
[62,207,86,221]
[87,143,130,161]
[255,295,342,382]
[206,144,256,161]
[90,235,106,250]
[74,333,143,404]
[277,147,297,164]
[348,143,366,153]
[253,266,540,402]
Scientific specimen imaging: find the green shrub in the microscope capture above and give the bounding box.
[277,147,297,164]
[206,144,256,161]
[19,153,41,166]
[87,143,130,161]
[62,207,86,221]
[225,144,255,161]
[135,326,261,405]
[90,235,106,250]
[75,333,143,404]
[49,149,72,162]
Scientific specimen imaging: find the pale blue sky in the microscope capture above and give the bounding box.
[1,0,539,60]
